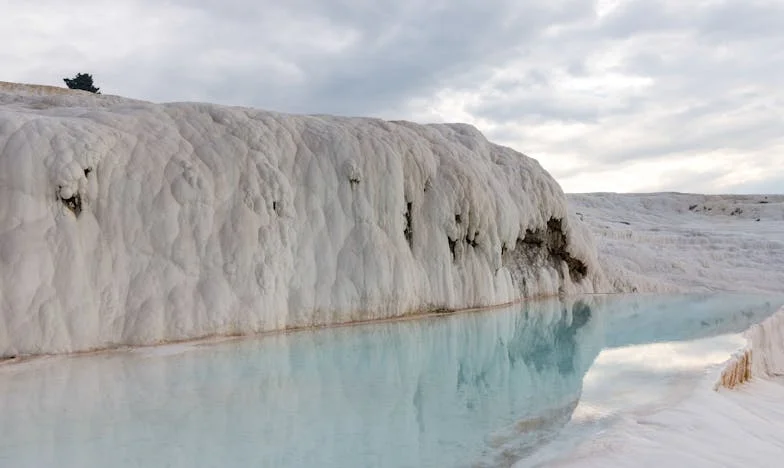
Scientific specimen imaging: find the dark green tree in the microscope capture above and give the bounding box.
[63,73,100,93]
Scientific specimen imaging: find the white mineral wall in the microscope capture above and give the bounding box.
[0,83,602,356]
[747,307,784,379]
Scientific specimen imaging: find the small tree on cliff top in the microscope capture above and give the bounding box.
[63,73,100,93]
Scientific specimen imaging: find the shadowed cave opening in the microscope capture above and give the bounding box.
[443,216,587,286]
[502,218,588,289]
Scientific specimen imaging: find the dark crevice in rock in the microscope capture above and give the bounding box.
[448,225,481,261]
[455,214,462,224]
[502,217,588,291]
[272,200,280,215]
[447,236,457,260]
[59,188,82,217]
[84,167,92,177]
[521,231,543,247]
[466,231,479,248]
[404,201,413,249]
[564,255,588,279]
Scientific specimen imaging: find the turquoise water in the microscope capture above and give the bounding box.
[0,294,781,467]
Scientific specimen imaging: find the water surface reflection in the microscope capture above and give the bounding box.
[0,294,781,468]
[0,299,602,468]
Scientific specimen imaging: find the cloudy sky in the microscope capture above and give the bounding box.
[4,0,783,193]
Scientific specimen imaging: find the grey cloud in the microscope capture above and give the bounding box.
[478,70,551,95]
[4,0,783,193]
[640,167,730,194]
[589,0,784,41]
[460,0,784,193]
[282,0,595,115]
[597,0,687,38]
[728,176,784,195]
[106,0,597,116]
[3,0,598,117]
[697,1,784,38]
[471,96,602,124]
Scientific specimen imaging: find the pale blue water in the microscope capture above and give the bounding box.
[0,294,781,468]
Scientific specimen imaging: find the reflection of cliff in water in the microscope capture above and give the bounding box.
[469,300,601,467]
[600,293,784,348]
[513,301,593,374]
[0,298,603,468]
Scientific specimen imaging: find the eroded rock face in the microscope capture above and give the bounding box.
[0,82,603,356]
[502,218,590,297]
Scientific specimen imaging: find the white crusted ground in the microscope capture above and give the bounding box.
[0,82,602,356]
[746,307,784,378]
[540,309,784,468]
[570,192,784,294]
[546,193,784,466]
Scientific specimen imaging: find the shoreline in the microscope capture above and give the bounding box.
[0,293,564,368]
[536,306,784,466]
[2,291,777,371]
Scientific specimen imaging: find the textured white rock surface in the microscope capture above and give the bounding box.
[746,307,784,378]
[531,338,784,467]
[569,192,784,294]
[0,82,601,356]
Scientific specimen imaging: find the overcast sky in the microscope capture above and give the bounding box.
[4,0,783,193]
